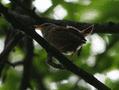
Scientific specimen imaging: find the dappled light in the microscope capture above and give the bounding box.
[33,0,52,13]
[1,0,10,5]
[79,0,91,6]
[0,0,119,90]
[94,73,106,83]
[49,82,57,90]
[0,38,4,53]
[52,5,67,19]
[64,0,79,3]
[107,70,119,81]
[86,55,96,67]
[91,34,106,55]
[80,10,100,22]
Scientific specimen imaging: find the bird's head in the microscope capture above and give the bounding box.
[34,23,56,31]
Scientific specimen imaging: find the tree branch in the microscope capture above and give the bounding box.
[26,28,110,90]
[32,66,47,90]
[1,1,119,34]
[19,37,34,90]
[0,30,24,76]
[0,3,111,90]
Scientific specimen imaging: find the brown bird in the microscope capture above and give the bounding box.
[34,23,93,69]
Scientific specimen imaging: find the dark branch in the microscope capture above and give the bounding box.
[32,66,47,90]
[20,37,34,90]
[1,1,119,34]
[27,28,110,90]
[0,3,111,90]
[0,30,24,76]
[6,61,23,67]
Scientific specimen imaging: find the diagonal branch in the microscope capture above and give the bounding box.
[0,3,111,90]
[27,29,110,90]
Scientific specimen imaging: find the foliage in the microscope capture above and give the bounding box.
[0,0,119,90]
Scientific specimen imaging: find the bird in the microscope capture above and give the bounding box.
[34,23,93,69]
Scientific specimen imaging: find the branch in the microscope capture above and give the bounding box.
[1,1,119,34]
[6,61,23,67]
[0,30,24,76]
[0,3,111,90]
[27,28,110,90]
[32,66,47,90]
[20,37,34,90]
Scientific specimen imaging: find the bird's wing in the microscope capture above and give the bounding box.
[46,26,86,52]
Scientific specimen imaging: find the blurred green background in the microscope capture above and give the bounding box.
[0,0,119,90]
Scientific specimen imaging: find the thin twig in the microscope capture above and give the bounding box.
[0,30,24,76]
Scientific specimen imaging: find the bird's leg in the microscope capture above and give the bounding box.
[46,53,65,69]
